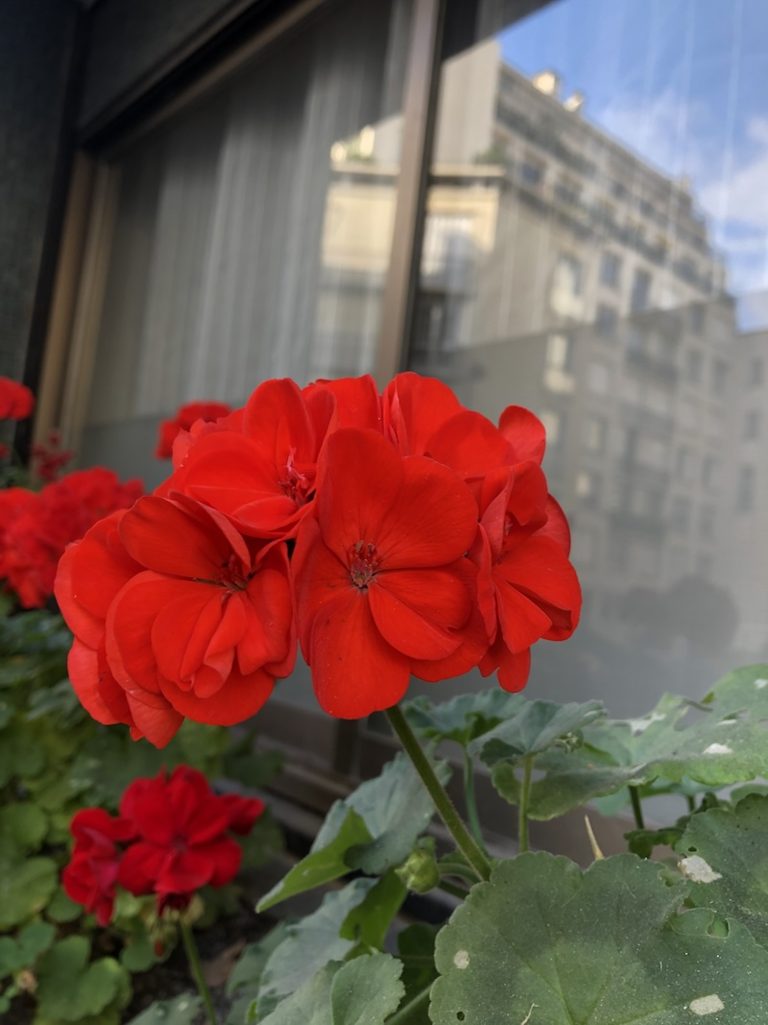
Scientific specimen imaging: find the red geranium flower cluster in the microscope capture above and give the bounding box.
[63,766,265,925]
[0,468,142,608]
[56,374,581,745]
[0,376,34,421]
[155,400,233,459]
[31,429,74,482]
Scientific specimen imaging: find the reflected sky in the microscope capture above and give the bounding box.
[500,0,768,326]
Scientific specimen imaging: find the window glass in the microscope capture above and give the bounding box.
[81,0,411,490]
[410,0,768,712]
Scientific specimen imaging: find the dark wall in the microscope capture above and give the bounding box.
[79,0,254,129]
[0,0,79,380]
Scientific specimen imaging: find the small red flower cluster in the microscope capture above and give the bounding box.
[156,401,233,459]
[31,429,74,482]
[0,376,34,421]
[63,766,264,925]
[56,374,581,745]
[0,468,142,608]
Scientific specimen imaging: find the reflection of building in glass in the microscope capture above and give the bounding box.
[320,38,766,662]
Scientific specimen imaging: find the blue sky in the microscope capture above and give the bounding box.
[499,0,768,326]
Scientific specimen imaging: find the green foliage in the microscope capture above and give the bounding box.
[125,994,202,1025]
[257,954,404,1025]
[431,853,768,1023]
[259,753,447,910]
[405,691,525,748]
[0,606,284,1023]
[35,936,131,1023]
[677,793,768,949]
[469,698,605,765]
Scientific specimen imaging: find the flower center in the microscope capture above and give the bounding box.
[349,541,381,590]
[216,554,249,592]
[278,448,313,506]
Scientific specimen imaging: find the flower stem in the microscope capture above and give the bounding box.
[386,706,491,882]
[462,748,486,852]
[180,920,218,1025]
[629,785,645,830]
[518,755,534,854]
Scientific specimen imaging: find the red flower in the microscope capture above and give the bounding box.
[294,428,480,717]
[475,464,581,691]
[0,377,34,420]
[155,401,233,459]
[31,430,73,482]
[163,379,326,540]
[1,469,141,609]
[117,767,262,912]
[55,494,295,747]
[62,808,135,926]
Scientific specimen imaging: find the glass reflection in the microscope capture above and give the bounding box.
[409,0,768,713]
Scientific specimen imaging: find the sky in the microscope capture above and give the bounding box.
[499,0,768,328]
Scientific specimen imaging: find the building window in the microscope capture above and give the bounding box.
[744,409,761,440]
[546,332,574,372]
[736,465,756,512]
[686,348,702,382]
[541,409,564,446]
[584,415,607,451]
[575,470,601,507]
[595,303,618,336]
[750,357,765,387]
[588,362,610,394]
[670,496,691,531]
[600,250,621,288]
[551,253,583,301]
[712,358,728,398]
[689,304,705,333]
[701,455,718,489]
[520,157,544,186]
[631,268,652,312]
[699,504,716,538]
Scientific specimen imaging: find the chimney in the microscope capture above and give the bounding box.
[531,70,560,97]
[563,91,585,114]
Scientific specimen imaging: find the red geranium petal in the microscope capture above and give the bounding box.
[498,405,546,464]
[368,580,462,660]
[118,843,170,895]
[119,495,231,579]
[498,535,582,618]
[307,590,410,718]
[125,692,183,748]
[383,373,462,455]
[151,586,222,683]
[160,665,274,725]
[494,575,553,653]
[375,457,478,569]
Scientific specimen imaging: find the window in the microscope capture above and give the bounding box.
[550,253,583,313]
[686,348,703,383]
[750,357,765,387]
[689,304,705,333]
[699,504,716,538]
[520,157,544,186]
[631,268,652,312]
[712,358,728,398]
[588,362,610,394]
[671,496,691,531]
[595,304,618,337]
[701,455,718,489]
[584,415,607,452]
[575,470,601,507]
[737,465,756,512]
[744,410,761,440]
[546,332,574,372]
[675,446,690,479]
[599,250,621,288]
[541,409,564,447]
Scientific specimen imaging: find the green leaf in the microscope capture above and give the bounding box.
[470,699,605,766]
[36,936,131,1022]
[677,793,768,949]
[0,856,58,929]
[258,953,404,1025]
[339,871,406,952]
[259,754,445,911]
[224,745,283,789]
[405,691,526,747]
[45,887,84,924]
[0,728,46,786]
[0,919,56,978]
[224,922,292,1025]
[0,802,47,858]
[431,852,768,1024]
[125,994,202,1024]
[625,825,685,859]
[257,810,372,911]
[254,879,377,1018]
[489,745,643,819]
